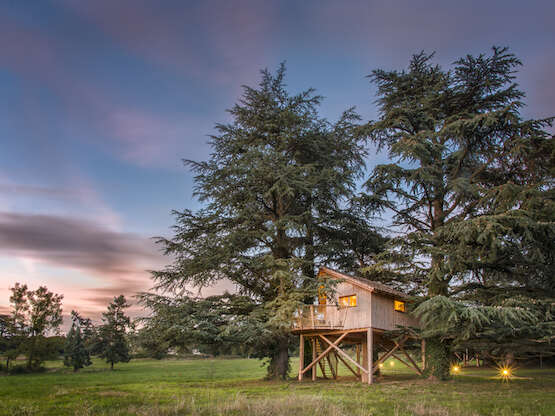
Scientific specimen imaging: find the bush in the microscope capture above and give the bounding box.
[8,364,46,374]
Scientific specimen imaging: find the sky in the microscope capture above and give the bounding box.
[1,0,554,323]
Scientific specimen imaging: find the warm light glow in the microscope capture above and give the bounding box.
[318,285,326,305]
[394,300,405,312]
[338,294,357,307]
[452,365,460,373]
[496,363,515,382]
[379,363,384,368]
[390,360,395,366]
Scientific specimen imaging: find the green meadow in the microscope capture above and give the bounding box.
[1,358,554,416]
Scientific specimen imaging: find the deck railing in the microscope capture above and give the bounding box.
[292,305,348,330]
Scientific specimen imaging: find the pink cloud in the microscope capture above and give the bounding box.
[0,211,167,320]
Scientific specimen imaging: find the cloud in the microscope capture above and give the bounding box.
[0,211,172,316]
[0,211,235,322]
[0,184,79,200]
[0,212,164,276]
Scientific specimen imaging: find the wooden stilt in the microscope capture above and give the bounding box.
[311,337,316,381]
[421,339,426,371]
[367,329,373,384]
[298,334,304,381]
[356,343,361,377]
[361,338,368,383]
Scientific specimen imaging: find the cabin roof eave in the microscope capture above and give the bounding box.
[318,267,410,301]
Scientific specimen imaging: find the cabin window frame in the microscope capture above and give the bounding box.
[338,294,357,308]
[394,300,406,313]
[318,284,327,305]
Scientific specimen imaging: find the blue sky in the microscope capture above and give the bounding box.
[1,0,553,319]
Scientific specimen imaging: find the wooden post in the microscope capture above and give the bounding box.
[298,334,304,381]
[311,337,316,381]
[367,329,373,384]
[361,338,368,383]
[356,343,361,377]
[421,339,426,371]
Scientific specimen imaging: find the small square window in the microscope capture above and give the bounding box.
[394,300,405,312]
[338,295,357,307]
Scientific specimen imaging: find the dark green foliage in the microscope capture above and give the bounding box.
[93,295,132,370]
[7,283,63,370]
[137,292,292,361]
[424,337,451,380]
[64,311,92,372]
[0,314,18,370]
[152,64,368,378]
[137,292,259,357]
[362,47,554,378]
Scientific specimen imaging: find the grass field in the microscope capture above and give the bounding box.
[1,357,554,416]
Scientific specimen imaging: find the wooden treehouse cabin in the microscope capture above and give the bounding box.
[292,267,422,384]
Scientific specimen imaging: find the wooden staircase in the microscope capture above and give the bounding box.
[314,339,337,379]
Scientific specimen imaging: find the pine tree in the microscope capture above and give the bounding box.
[362,47,553,379]
[94,296,132,370]
[152,64,368,379]
[64,311,92,372]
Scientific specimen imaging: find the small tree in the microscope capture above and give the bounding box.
[94,295,132,370]
[64,311,92,372]
[8,283,63,370]
[0,314,17,370]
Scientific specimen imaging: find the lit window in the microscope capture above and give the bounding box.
[338,295,357,307]
[394,300,405,312]
[318,285,326,305]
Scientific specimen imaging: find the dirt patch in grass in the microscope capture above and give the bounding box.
[97,390,130,397]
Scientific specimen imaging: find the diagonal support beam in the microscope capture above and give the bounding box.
[333,349,360,378]
[373,336,408,374]
[319,334,369,374]
[326,352,337,379]
[396,341,423,375]
[391,352,413,370]
[301,332,348,375]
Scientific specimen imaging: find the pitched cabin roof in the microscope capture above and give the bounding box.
[318,267,410,301]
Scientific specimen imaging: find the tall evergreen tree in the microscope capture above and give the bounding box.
[152,64,368,378]
[94,295,132,370]
[64,311,92,372]
[362,47,553,379]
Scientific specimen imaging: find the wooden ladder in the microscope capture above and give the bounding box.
[314,338,336,379]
